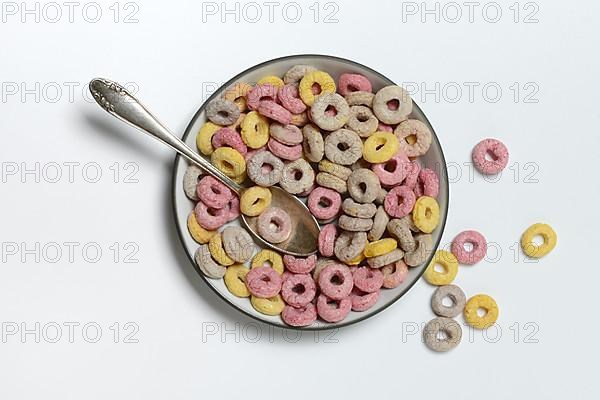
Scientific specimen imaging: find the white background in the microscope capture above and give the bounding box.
[1,0,598,398]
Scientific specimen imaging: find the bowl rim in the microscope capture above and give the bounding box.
[171,53,450,331]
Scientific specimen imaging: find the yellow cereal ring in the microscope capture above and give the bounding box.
[464,294,499,329]
[224,264,251,297]
[251,249,284,274]
[521,223,557,258]
[223,83,253,112]
[412,196,440,234]
[424,250,458,285]
[211,147,246,178]
[251,294,285,316]
[299,71,336,106]
[346,252,366,266]
[362,132,400,163]
[241,111,270,149]
[208,233,235,266]
[187,212,216,244]
[257,75,285,89]
[240,186,272,216]
[232,171,247,184]
[364,238,398,258]
[196,122,222,155]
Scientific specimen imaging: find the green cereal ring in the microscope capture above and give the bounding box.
[310,93,351,131]
[206,98,241,126]
[194,245,226,279]
[334,231,367,262]
[404,233,433,267]
[280,158,315,195]
[338,215,373,232]
[423,317,462,352]
[387,218,417,252]
[324,129,363,166]
[347,168,381,204]
[284,64,317,85]
[183,164,203,201]
[302,124,325,162]
[316,172,347,194]
[367,248,404,269]
[345,91,374,107]
[318,160,352,180]
[346,106,379,138]
[373,85,413,125]
[342,198,377,218]
[368,206,390,242]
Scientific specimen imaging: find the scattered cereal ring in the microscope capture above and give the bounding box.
[257,75,284,88]
[246,150,284,187]
[194,244,226,279]
[308,187,342,220]
[302,124,324,162]
[283,254,317,274]
[387,218,416,252]
[364,238,398,258]
[251,249,284,274]
[347,168,381,203]
[257,207,292,244]
[197,175,234,209]
[318,160,352,180]
[414,168,439,198]
[187,212,216,244]
[280,158,315,195]
[384,186,416,218]
[521,223,557,258]
[247,84,278,110]
[223,82,253,112]
[222,226,254,263]
[251,294,285,316]
[299,71,336,106]
[183,164,203,201]
[412,196,440,233]
[208,233,235,266]
[282,303,317,327]
[318,264,354,300]
[316,294,351,323]
[212,127,248,156]
[350,288,380,312]
[284,64,317,85]
[258,100,292,124]
[310,93,350,131]
[373,85,412,125]
[451,230,487,265]
[404,233,433,267]
[267,138,303,161]
[318,224,337,257]
[324,129,363,165]
[342,198,376,218]
[224,264,251,297]
[281,273,317,307]
[472,138,509,175]
[382,260,409,289]
[423,317,462,352]
[211,147,246,178]
[278,84,307,114]
[339,215,373,232]
[246,266,282,298]
[464,294,499,329]
[240,111,270,149]
[431,284,466,318]
[316,172,347,194]
[338,73,372,96]
[240,186,272,216]
[372,152,410,187]
[206,98,240,126]
[353,267,384,293]
[194,201,229,230]
[346,105,378,138]
[424,250,458,286]
[367,248,404,269]
[363,132,399,163]
[368,206,390,242]
[334,231,367,263]
[197,121,222,155]
[394,119,432,157]
[345,91,374,107]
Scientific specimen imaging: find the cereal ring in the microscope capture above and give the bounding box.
[246,150,284,187]
[424,250,458,285]
[404,233,432,267]
[310,93,350,131]
[338,73,372,96]
[373,85,412,125]
[431,285,466,318]
[382,260,409,289]
[316,294,351,323]
[206,98,240,126]
[183,164,203,201]
[378,122,393,132]
[283,64,317,85]
[387,218,416,252]
[404,161,421,189]
[187,212,216,244]
[368,206,390,242]
[240,111,270,149]
[251,249,284,274]
[324,129,363,165]
[194,244,226,279]
[308,187,341,220]
[394,119,432,157]
[267,138,303,161]
[290,111,309,127]
[257,207,292,244]
[313,257,336,280]
[299,71,336,106]
[226,196,240,222]
[412,196,440,234]
[318,160,352,180]
[347,168,381,203]
[283,254,317,274]
[223,82,253,112]
[345,251,366,266]
[257,75,284,88]
[224,264,251,297]
[363,132,400,164]
[251,294,285,316]
[246,266,282,298]
[350,288,380,312]
[302,124,324,162]
[247,84,278,111]
[211,147,246,178]
[472,138,509,175]
[212,127,248,156]
[345,91,374,107]
[240,186,272,216]
[451,230,487,265]
[277,84,307,114]
[384,186,416,218]
[258,100,292,125]
[338,215,373,232]
[414,168,439,198]
[196,121,222,155]
[318,224,337,257]
[334,231,367,262]
[423,317,462,352]
[342,198,377,218]
[194,201,229,230]
[208,233,235,266]
[464,294,499,329]
[367,248,404,269]
[197,175,234,209]
[347,106,378,138]
[375,187,388,205]
[280,158,315,195]
[270,123,303,145]
[282,303,317,327]
[364,238,397,258]
[318,264,354,300]
[352,267,383,293]
[316,172,347,194]
[371,152,410,187]
[281,274,316,307]
[521,223,557,258]
[221,226,254,263]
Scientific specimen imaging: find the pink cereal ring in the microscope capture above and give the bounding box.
[316,294,352,323]
[371,152,410,187]
[282,303,317,327]
[403,161,421,189]
[281,273,316,307]
[384,185,416,218]
[382,260,409,289]
[196,175,234,209]
[338,73,373,96]
[350,288,380,312]
[246,84,278,110]
[318,223,338,257]
[257,207,292,244]
[451,230,487,265]
[226,195,240,222]
[244,146,266,162]
[194,200,229,230]
[283,254,317,274]
[211,127,248,156]
[245,266,283,298]
[277,84,307,114]
[307,187,342,220]
[414,168,439,198]
[282,271,294,282]
[267,138,303,161]
[318,264,354,300]
[258,100,292,124]
[378,122,393,132]
[472,138,509,175]
[352,267,384,293]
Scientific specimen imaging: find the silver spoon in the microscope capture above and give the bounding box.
[89,78,320,256]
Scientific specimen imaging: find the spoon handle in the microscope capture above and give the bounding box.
[89,78,242,194]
